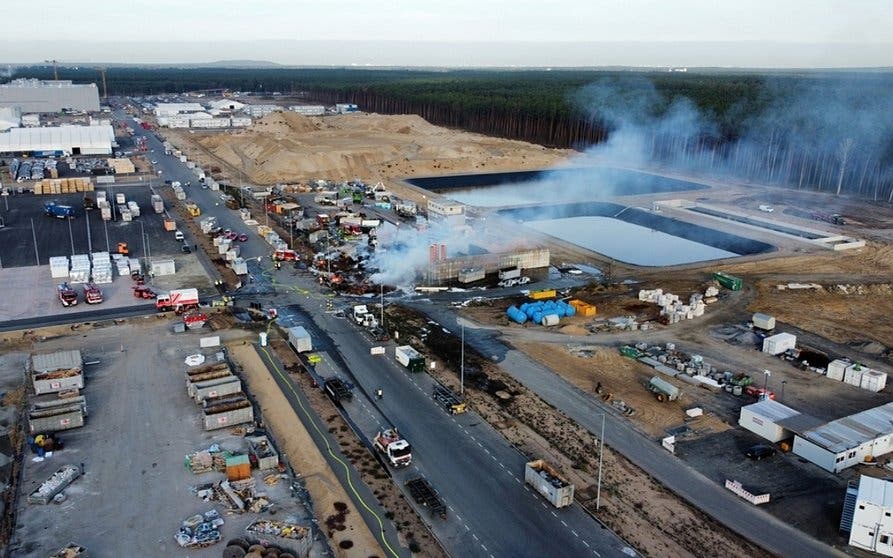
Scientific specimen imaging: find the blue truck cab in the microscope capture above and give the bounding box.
[44,202,75,219]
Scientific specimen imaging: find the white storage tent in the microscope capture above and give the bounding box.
[0,125,114,155]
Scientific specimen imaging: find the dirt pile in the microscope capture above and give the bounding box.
[179,112,571,185]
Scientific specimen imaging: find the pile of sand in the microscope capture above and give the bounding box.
[191,112,571,185]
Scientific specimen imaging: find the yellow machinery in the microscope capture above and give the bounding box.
[186,203,201,217]
[529,289,557,300]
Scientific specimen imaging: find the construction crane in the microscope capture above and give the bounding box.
[94,67,108,99]
[44,59,59,80]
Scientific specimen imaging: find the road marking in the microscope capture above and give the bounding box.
[448,505,454,511]
[464,524,470,531]
[593,551,601,557]
[561,520,568,527]
[514,478,521,484]
[455,514,462,521]
[472,533,479,541]
[572,530,579,538]
[583,541,590,548]
[551,511,557,517]
[477,441,483,448]
[481,544,488,552]
[499,462,505,469]
[541,501,548,509]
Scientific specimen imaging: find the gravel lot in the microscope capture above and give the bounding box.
[6,320,319,557]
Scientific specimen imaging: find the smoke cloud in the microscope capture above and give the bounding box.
[366,220,474,286]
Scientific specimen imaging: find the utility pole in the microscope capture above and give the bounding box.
[94,67,108,99]
[380,283,385,331]
[103,218,110,252]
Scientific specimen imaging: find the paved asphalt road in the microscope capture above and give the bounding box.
[413,301,849,558]
[274,300,633,558]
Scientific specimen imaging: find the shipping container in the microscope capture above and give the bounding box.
[524,460,574,508]
[192,376,242,403]
[28,396,87,434]
[713,272,743,291]
[498,267,521,281]
[287,326,313,353]
[457,268,485,284]
[395,345,426,373]
[530,289,556,300]
[752,313,776,330]
[246,434,280,470]
[762,333,796,355]
[826,359,849,381]
[202,393,254,431]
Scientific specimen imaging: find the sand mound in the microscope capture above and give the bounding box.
[187,111,571,185]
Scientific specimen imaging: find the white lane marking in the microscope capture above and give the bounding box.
[514,478,521,484]
[551,511,557,517]
[572,530,579,538]
[481,544,488,552]
[583,541,590,548]
[472,533,479,542]
[561,520,568,527]
[455,514,462,521]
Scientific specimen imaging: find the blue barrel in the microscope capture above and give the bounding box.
[532,311,544,324]
[564,303,577,317]
[507,306,527,324]
[519,302,530,312]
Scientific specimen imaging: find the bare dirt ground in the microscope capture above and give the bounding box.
[167,112,572,186]
[387,306,767,558]
[264,337,445,558]
[749,281,893,355]
[229,343,384,558]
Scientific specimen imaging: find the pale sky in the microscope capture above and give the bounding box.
[2,0,891,67]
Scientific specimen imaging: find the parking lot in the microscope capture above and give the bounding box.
[6,319,321,556]
[0,182,185,268]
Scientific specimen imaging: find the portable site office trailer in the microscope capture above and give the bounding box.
[793,402,893,473]
[763,332,797,355]
[395,345,426,373]
[738,399,801,442]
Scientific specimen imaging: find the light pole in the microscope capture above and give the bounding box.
[460,322,465,397]
[781,380,787,402]
[763,369,771,395]
[85,208,93,253]
[596,412,606,511]
[67,216,75,255]
[380,283,385,332]
[139,220,149,279]
[103,218,110,252]
[30,218,39,265]
[289,210,294,249]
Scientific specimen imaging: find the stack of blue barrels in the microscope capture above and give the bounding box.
[506,299,577,325]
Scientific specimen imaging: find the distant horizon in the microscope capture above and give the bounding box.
[2,40,891,70]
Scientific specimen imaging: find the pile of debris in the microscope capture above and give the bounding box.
[185,444,232,474]
[174,509,223,548]
[638,286,714,324]
[193,477,272,513]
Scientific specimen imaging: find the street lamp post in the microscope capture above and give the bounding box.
[67,216,75,255]
[763,369,772,396]
[380,283,385,332]
[30,218,40,265]
[596,412,606,511]
[460,322,465,397]
[85,208,93,253]
[103,218,110,252]
[781,380,787,402]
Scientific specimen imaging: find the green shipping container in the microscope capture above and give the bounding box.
[712,272,743,291]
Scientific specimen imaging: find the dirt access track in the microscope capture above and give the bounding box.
[166,111,572,185]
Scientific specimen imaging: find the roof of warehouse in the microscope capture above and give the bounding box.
[857,475,893,508]
[742,398,801,422]
[0,125,113,152]
[155,102,204,113]
[801,402,893,453]
[32,349,83,372]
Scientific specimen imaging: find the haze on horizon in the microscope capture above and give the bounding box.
[2,0,891,68]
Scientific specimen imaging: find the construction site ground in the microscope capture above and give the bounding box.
[228,342,386,558]
[3,319,322,557]
[163,111,571,187]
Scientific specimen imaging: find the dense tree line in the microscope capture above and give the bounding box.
[7,66,892,201]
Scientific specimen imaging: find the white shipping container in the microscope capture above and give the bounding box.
[287,326,312,353]
[752,313,776,330]
[762,333,797,355]
[860,371,887,393]
[230,258,248,275]
[115,193,125,205]
[826,359,849,381]
[150,259,176,276]
[844,365,865,387]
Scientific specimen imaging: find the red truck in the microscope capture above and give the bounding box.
[272,249,299,262]
[57,283,78,307]
[83,283,103,304]
[156,288,199,314]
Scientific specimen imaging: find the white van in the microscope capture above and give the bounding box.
[174,230,184,241]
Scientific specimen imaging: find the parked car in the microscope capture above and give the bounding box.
[225,231,238,241]
[744,444,776,460]
[236,233,248,242]
[181,244,192,254]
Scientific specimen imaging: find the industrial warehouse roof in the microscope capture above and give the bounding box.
[32,350,83,372]
[801,402,893,453]
[741,399,801,423]
[857,476,893,508]
[0,125,113,153]
[154,102,204,114]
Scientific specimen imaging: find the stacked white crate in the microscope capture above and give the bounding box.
[49,256,70,279]
[69,255,91,284]
[217,238,232,254]
[119,206,132,222]
[91,251,113,283]
[225,246,240,261]
[129,258,142,276]
[127,201,141,217]
[98,199,112,221]
[115,257,130,277]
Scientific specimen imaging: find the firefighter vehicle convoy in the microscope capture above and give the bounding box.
[373,429,413,468]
